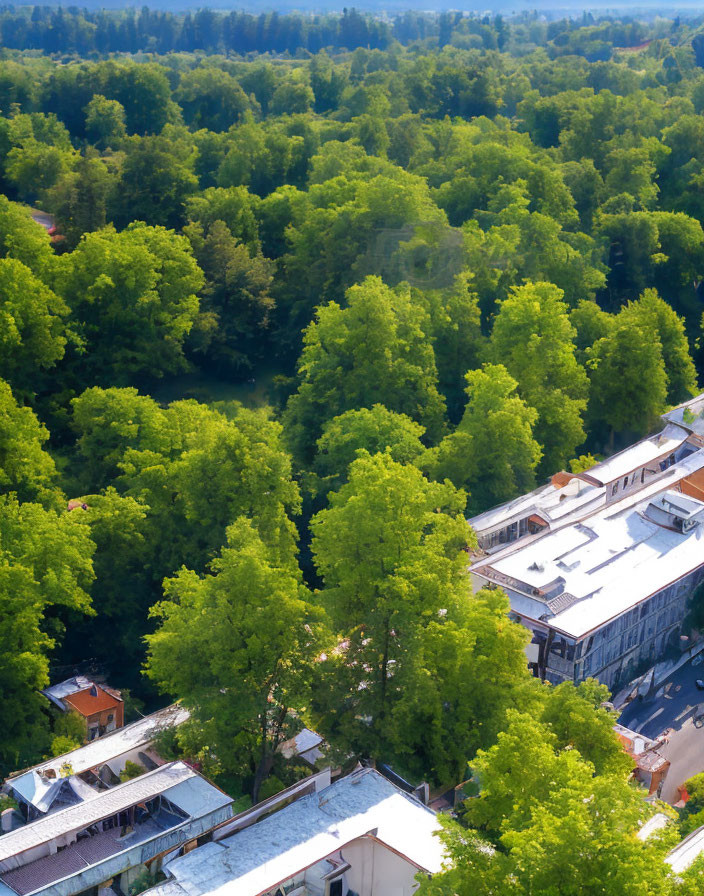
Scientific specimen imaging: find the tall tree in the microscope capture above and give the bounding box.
[146,517,320,801]
[77,396,303,575]
[428,364,541,515]
[489,281,588,473]
[0,196,55,280]
[0,257,69,396]
[587,318,668,438]
[84,94,126,149]
[185,220,274,374]
[176,67,249,132]
[56,223,203,384]
[621,289,697,405]
[46,154,117,249]
[111,135,198,230]
[71,386,174,491]
[55,488,150,687]
[388,586,533,785]
[420,707,671,896]
[414,272,485,423]
[310,451,471,759]
[284,276,446,463]
[0,379,58,505]
[313,404,426,495]
[0,494,95,774]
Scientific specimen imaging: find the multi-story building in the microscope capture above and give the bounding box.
[469,394,704,691]
[0,761,233,896]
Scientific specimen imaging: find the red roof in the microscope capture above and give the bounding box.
[63,686,122,718]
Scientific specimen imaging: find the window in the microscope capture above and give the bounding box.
[623,477,628,490]
[107,714,114,723]
[612,483,618,496]
[641,468,645,484]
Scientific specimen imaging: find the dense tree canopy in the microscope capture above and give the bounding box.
[3,11,704,848]
[420,687,673,896]
[489,281,589,473]
[146,517,320,801]
[284,276,446,462]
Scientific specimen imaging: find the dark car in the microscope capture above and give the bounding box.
[696,679,704,690]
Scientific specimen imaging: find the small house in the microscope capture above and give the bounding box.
[42,678,124,741]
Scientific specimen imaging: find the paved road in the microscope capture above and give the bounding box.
[619,659,704,738]
[618,656,704,802]
[659,719,704,803]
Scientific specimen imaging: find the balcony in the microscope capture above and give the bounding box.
[1,808,186,896]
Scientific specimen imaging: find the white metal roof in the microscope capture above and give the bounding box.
[468,423,691,540]
[9,773,98,815]
[8,704,189,796]
[41,677,95,710]
[474,451,704,638]
[0,763,201,862]
[637,812,671,842]
[163,775,233,818]
[583,424,688,486]
[667,824,704,873]
[663,393,704,438]
[147,768,445,896]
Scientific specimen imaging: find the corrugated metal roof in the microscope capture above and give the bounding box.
[148,768,445,896]
[8,704,189,789]
[667,824,704,873]
[161,777,232,819]
[1,829,124,895]
[41,678,94,710]
[0,763,195,863]
[2,844,88,895]
[9,773,100,816]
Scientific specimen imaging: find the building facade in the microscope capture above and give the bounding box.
[0,762,233,896]
[41,678,124,741]
[144,767,445,896]
[469,395,704,691]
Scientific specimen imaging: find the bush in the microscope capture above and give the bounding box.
[49,735,81,759]
[257,775,286,802]
[120,760,146,782]
[0,795,18,813]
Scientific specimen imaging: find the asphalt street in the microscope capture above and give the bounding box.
[618,656,704,802]
[619,657,704,738]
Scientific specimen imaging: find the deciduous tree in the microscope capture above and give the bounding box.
[310,452,471,758]
[428,364,541,514]
[146,517,319,801]
[0,494,95,773]
[284,276,446,463]
[489,281,588,473]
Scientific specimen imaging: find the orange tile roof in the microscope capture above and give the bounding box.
[63,686,122,718]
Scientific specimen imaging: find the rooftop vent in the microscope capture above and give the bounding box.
[644,490,704,533]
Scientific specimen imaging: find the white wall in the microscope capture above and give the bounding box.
[105,745,148,777]
[343,837,422,896]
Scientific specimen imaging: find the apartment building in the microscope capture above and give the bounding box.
[469,394,704,691]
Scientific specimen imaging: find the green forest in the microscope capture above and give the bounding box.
[4,8,704,892]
